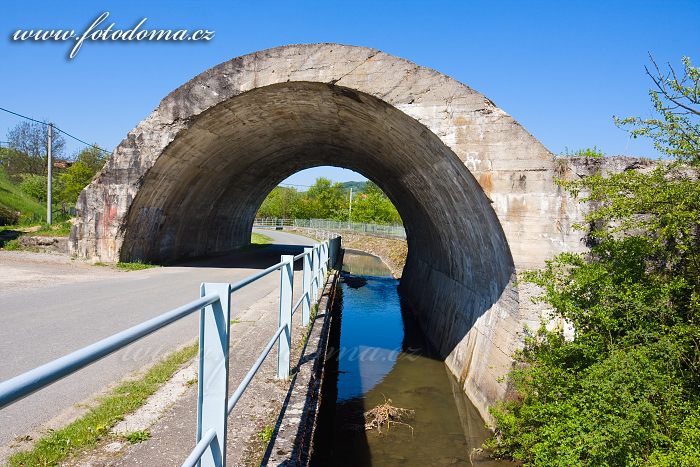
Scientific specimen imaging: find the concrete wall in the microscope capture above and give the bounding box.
[71,44,635,422]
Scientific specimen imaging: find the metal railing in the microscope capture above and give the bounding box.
[254,217,406,239]
[0,236,342,467]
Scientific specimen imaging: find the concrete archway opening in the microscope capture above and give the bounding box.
[72,44,567,419]
[121,80,512,283]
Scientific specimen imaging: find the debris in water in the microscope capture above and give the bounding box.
[343,275,367,289]
[364,395,415,434]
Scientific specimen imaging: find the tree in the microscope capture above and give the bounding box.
[488,57,700,465]
[5,121,66,176]
[73,145,108,173]
[615,56,700,165]
[351,181,402,224]
[304,177,347,219]
[51,147,108,205]
[57,161,95,204]
[257,186,300,219]
[255,177,404,225]
[0,147,32,179]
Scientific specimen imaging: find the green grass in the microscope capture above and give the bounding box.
[8,343,198,466]
[116,260,159,271]
[251,232,272,245]
[33,220,72,237]
[125,430,151,444]
[258,425,274,444]
[0,168,46,225]
[3,238,21,250]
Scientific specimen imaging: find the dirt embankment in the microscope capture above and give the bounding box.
[286,228,407,278]
[338,233,407,278]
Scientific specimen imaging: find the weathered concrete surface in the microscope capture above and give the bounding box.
[70,43,650,421]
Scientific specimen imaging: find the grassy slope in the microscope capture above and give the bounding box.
[0,169,45,224]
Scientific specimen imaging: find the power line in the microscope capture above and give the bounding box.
[53,125,111,155]
[0,106,45,125]
[0,106,111,155]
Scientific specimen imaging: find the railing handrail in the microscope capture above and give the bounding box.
[227,324,286,414]
[230,261,285,292]
[0,293,220,409]
[228,250,312,293]
[182,428,218,467]
[0,236,343,467]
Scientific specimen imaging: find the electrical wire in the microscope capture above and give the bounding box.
[0,106,111,155]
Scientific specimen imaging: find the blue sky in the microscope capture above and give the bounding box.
[1,0,698,186]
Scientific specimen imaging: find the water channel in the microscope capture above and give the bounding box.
[311,249,510,466]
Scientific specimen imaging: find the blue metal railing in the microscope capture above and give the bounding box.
[0,236,342,467]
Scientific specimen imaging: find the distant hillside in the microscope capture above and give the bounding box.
[340,181,367,192]
[0,168,45,224]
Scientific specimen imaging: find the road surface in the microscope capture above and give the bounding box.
[0,229,314,452]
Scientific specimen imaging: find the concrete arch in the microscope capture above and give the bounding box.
[71,44,577,419]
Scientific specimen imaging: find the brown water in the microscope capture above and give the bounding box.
[311,250,509,466]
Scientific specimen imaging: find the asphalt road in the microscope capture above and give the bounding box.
[0,229,315,450]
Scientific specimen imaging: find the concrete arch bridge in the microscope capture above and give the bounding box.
[71,43,607,420]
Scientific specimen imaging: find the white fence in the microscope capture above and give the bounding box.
[254,218,406,239]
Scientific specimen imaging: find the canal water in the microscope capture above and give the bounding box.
[311,249,509,466]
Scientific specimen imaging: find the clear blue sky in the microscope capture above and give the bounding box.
[1,0,698,186]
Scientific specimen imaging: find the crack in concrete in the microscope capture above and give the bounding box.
[331,50,380,86]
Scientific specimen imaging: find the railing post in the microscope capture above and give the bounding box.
[277,255,293,379]
[318,243,324,279]
[197,283,231,467]
[312,244,320,301]
[328,238,334,269]
[329,236,340,269]
[321,242,328,277]
[302,248,312,326]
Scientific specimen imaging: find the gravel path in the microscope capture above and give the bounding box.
[0,250,122,292]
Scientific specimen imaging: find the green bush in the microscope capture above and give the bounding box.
[561,146,605,158]
[0,203,20,225]
[19,174,47,201]
[489,56,700,466]
[3,239,21,250]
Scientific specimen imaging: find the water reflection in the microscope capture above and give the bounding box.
[341,249,393,277]
[313,250,509,466]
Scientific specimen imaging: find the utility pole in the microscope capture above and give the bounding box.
[348,187,353,225]
[47,123,53,225]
